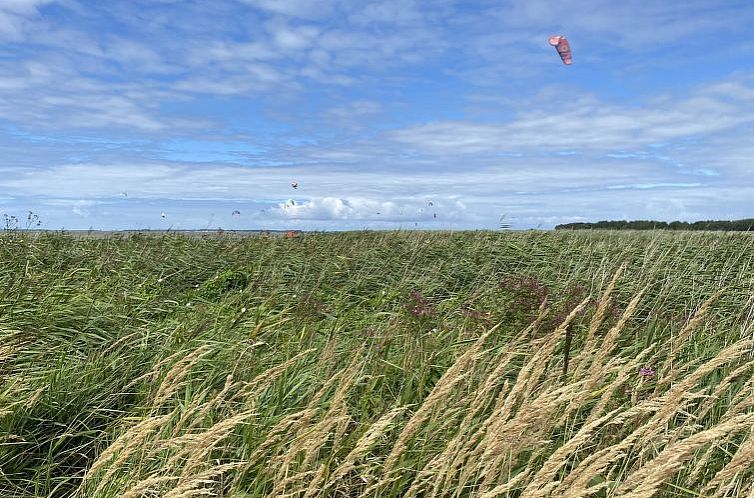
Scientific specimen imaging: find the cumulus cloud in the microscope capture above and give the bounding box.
[269,196,464,221]
[40,198,99,217]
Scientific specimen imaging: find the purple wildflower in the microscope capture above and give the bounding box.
[639,367,655,378]
[499,274,550,313]
[406,290,435,318]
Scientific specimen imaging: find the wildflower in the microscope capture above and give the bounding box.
[612,304,623,318]
[500,274,549,308]
[406,290,435,318]
[639,366,655,378]
[241,307,247,313]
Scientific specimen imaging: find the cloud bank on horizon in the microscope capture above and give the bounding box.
[1,0,753,230]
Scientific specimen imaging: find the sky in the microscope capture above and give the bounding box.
[1,0,754,231]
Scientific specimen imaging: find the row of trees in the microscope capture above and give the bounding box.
[555,219,754,231]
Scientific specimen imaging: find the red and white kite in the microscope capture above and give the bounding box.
[548,35,572,65]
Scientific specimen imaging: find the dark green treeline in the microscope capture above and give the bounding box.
[555,219,754,231]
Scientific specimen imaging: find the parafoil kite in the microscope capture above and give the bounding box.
[548,35,572,65]
[232,210,241,216]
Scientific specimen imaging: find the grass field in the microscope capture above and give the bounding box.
[1,230,754,497]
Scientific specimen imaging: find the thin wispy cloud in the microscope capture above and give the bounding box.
[1,0,753,229]
[390,85,754,154]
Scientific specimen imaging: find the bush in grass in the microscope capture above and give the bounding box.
[198,269,251,300]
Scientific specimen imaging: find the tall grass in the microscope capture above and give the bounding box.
[1,230,753,497]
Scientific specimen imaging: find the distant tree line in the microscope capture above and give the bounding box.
[555,219,754,231]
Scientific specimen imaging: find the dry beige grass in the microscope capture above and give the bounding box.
[83,408,180,495]
[704,426,754,496]
[73,265,754,498]
[151,345,214,411]
[382,324,501,473]
[571,263,626,377]
[618,413,754,497]
[327,406,406,487]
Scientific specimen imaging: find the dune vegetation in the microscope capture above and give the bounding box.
[1,230,754,497]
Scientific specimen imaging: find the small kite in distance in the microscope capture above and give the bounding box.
[548,35,572,65]
[499,214,512,230]
[160,212,167,219]
[291,181,298,189]
[232,210,241,216]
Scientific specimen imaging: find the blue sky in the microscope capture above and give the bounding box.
[1,0,754,230]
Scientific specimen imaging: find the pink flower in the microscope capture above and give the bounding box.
[639,367,655,378]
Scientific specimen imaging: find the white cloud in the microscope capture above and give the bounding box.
[41,198,98,217]
[0,0,54,15]
[240,0,350,19]
[265,18,320,51]
[321,100,382,129]
[389,84,754,155]
[269,196,463,221]
[0,55,203,132]
[347,0,423,26]
[499,0,754,48]
[0,0,55,40]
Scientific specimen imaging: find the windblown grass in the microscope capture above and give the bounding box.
[1,230,754,497]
